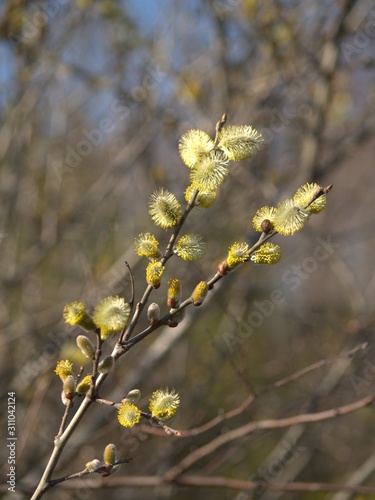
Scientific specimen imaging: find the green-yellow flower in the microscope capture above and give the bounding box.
[190,150,229,190]
[167,278,181,308]
[293,182,327,214]
[117,402,141,428]
[146,261,165,288]
[191,281,208,306]
[178,129,215,168]
[54,360,73,381]
[173,233,207,261]
[76,374,92,395]
[227,242,250,267]
[251,242,282,265]
[273,199,310,235]
[149,189,182,229]
[93,296,131,340]
[63,301,96,331]
[252,206,277,232]
[217,125,264,161]
[184,185,216,208]
[134,233,160,259]
[149,388,180,420]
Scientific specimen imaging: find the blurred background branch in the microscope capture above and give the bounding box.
[1,0,375,498]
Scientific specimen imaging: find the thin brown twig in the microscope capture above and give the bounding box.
[121,189,199,345]
[264,340,367,392]
[124,184,334,350]
[214,113,227,145]
[39,474,375,495]
[164,392,375,481]
[48,458,132,487]
[118,261,135,344]
[139,341,367,438]
[56,400,73,440]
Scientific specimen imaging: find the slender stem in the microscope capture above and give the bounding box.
[95,397,117,407]
[123,186,334,350]
[56,401,73,439]
[122,191,198,344]
[125,260,135,310]
[213,113,227,145]
[31,370,110,499]
[121,284,154,343]
[40,474,375,495]
[32,186,198,496]
[181,341,368,437]
[161,190,198,264]
[32,169,333,497]
[118,261,135,344]
[125,230,280,349]
[164,392,375,481]
[125,296,193,348]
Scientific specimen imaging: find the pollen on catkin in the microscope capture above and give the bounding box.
[178,129,215,168]
[173,233,207,261]
[146,261,165,288]
[293,182,327,214]
[134,233,160,259]
[251,242,282,265]
[273,199,310,235]
[63,301,96,331]
[148,188,182,229]
[55,360,73,381]
[117,402,141,428]
[217,125,264,161]
[252,206,277,232]
[191,281,208,306]
[93,296,131,340]
[184,185,216,208]
[190,150,229,190]
[76,374,92,395]
[167,278,181,308]
[149,388,180,420]
[227,242,250,267]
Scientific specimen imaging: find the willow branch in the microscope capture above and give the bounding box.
[164,392,375,481]
[39,474,375,495]
[121,190,198,344]
[175,341,368,437]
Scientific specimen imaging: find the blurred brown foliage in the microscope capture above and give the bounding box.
[1,0,375,498]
